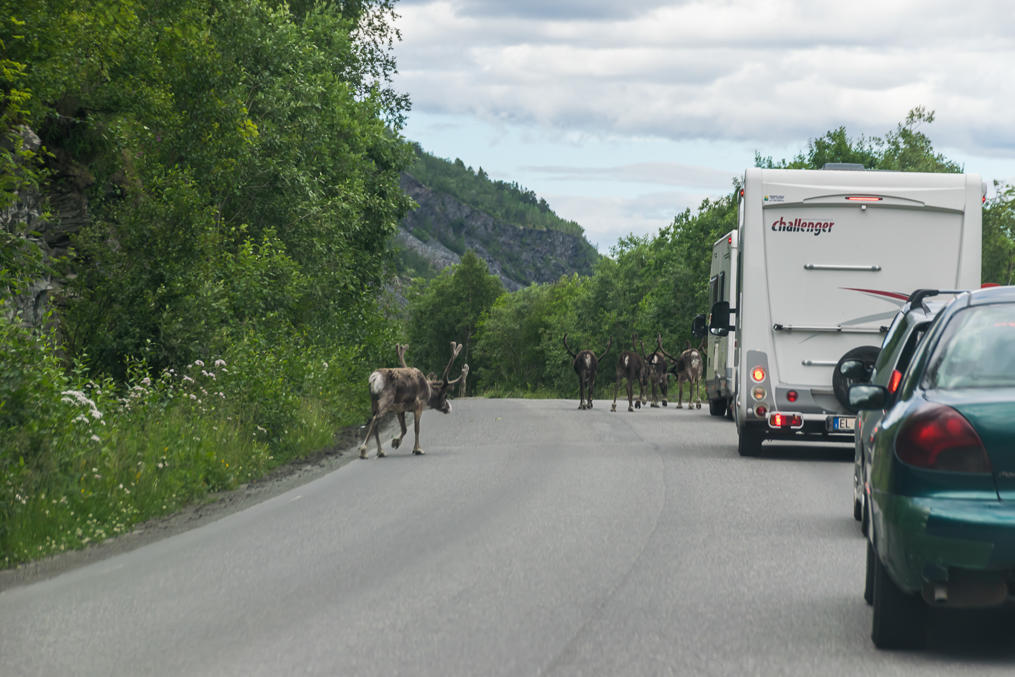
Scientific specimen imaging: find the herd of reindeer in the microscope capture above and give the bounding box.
[562,333,704,413]
[358,334,704,459]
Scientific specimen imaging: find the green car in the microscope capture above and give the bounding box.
[850,286,1015,650]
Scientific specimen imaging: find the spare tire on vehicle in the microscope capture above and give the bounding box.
[833,345,881,412]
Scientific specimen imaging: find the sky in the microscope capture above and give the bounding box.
[390,0,1015,253]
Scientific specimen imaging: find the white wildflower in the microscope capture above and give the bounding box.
[214,359,226,368]
[182,375,194,384]
[194,359,205,367]
[91,435,101,443]
[141,377,151,386]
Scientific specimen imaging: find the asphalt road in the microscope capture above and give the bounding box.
[2,398,1014,676]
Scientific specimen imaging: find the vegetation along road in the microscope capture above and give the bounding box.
[3,399,1015,676]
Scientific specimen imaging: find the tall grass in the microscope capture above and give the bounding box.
[1,311,370,567]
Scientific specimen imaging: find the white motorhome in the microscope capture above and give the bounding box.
[707,166,983,456]
[705,230,738,417]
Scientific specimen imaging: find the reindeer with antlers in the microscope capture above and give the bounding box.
[640,334,671,408]
[359,342,467,458]
[658,340,704,410]
[563,334,612,410]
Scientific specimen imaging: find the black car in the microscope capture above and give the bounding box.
[846,289,964,531]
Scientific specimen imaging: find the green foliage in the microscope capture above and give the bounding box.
[0,299,380,565]
[0,0,412,564]
[757,106,961,173]
[406,250,504,385]
[983,183,1015,285]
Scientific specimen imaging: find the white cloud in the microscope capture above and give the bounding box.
[392,0,1015,251]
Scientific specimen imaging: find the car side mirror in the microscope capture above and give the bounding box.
[839,359,874,382]
[848,384,887,410]
[708,301,732,336]
[691,314,707,339]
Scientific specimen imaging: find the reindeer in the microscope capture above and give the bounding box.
[359,342,467,458]
[563,334,612,410]
[660,340,704,410]
[640,334,670,408]
[611,334,647,412]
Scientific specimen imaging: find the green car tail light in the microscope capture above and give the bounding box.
[896,404,992,473]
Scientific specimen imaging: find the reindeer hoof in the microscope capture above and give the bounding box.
[696,403,701,409]
[390,438,401,449]
[610,403,617,412]
[358,445,369,459]
[676,404,684,409]
[628,405,634,412]
[662,401,668,407]
[412,449,425,456]
[650,403,659,408]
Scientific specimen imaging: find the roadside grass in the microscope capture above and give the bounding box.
[1,316,370,567]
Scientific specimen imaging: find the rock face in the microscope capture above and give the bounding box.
[1,126,87,327]
[398,174,597,291]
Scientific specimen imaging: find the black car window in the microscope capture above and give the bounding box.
[923,304,1015,389]
[872,309,910,375]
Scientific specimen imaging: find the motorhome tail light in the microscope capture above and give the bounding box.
[752,387,766,401]
[786,390,798,403]
[895,405,991,473]
[755,405,768,418]
[769,413,802,429]
[728,234,733,244]
[887,369,903,395]
[751,366,766,382]
[845,196,883,202]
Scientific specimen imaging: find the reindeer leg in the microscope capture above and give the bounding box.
[578,379,587,410]
[359,414,380,459]
[676,378,684,408]
[588,376,595,409]
[388,412,408,455]
[627,379,635,412]
[412,406,425,455]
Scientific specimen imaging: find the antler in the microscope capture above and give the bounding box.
[597,336,613,360]
[441,341,463,383]
[396,343,409,368]
[562,334,577,358]
[447,362,469,386]
[656,334,680,362]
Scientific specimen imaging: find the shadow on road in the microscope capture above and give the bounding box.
[756,442,853,463]
[923,607,1015,659]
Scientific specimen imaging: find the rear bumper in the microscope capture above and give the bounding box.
[757,411,855,442]
[873,493,1015,605]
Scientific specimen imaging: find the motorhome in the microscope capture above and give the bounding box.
[706,166,983,456]
[705,230,738,417]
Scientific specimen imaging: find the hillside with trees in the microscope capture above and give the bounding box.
[394,145,600,289]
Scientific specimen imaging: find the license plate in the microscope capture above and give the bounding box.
[829,416,856,432]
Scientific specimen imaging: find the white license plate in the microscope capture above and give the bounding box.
[829,416,856,432]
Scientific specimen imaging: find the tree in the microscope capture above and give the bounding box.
[407,251,505,383]
[983,183,1015,285]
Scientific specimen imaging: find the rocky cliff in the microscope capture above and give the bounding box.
[397,173,598,291]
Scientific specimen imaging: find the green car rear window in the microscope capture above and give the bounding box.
[923,305,1015,389]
